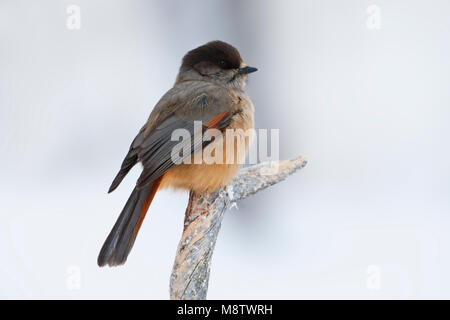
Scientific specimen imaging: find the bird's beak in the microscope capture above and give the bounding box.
[238,66,258,74]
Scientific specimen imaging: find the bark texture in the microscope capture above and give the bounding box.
[169,155,307,300]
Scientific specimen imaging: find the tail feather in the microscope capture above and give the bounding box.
[98,178,161,267]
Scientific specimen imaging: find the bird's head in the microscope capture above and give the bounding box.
[177,40,257,89]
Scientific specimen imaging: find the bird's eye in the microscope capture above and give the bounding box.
[219,60,229,68]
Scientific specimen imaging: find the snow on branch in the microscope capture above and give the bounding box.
[169,155,308,300]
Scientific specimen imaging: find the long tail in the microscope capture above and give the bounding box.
[98,177,161,267]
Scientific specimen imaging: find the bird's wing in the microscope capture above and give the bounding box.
[107,125,145,193]
[108,86,239,192]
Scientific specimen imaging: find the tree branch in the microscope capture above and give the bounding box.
[169,155,308,300]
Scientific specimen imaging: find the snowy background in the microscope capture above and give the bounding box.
[1,0,450,299]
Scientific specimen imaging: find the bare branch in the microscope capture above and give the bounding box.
[169,155,307,300]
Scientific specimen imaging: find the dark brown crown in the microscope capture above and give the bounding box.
[181,40,243,70]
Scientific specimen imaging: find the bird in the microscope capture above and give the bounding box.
[98,40,257,267]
